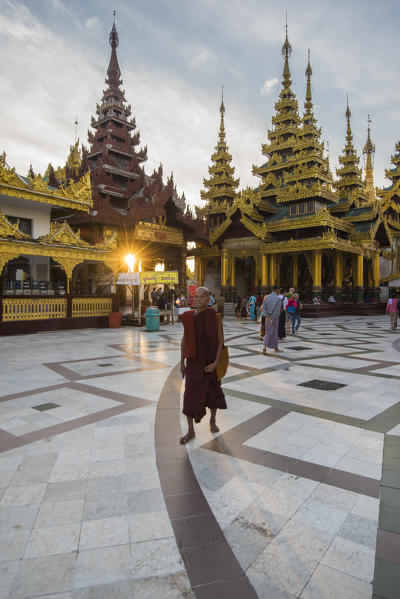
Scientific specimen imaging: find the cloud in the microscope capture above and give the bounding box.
[85,16,101,30]
[260,77,279,96]
[186,46,215,71]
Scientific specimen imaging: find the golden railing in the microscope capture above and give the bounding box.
[2,298,67,321]
[72,297,112,318]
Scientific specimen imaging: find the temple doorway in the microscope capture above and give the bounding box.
[321,252,335,300]
[297,254,312,301]
[235,256,256,298]
[279,254,293,289]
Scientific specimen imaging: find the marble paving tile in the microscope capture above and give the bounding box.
[11,553,76,598]
[130,538,184,578]
[321,536,375,582]
[300,563,372,599]
[128,510,173,543]
[73,544,131,589]
[79,516,129,550]
[25,522,81,558]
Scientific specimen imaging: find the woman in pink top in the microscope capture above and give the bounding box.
[386,294,399,330]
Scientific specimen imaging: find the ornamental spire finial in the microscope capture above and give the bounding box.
[109,11,119,48]
[304,49,313,113]
[220,84,225,115]
[281,15,292,89]
[345,94,353,145]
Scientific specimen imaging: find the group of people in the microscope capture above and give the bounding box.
[260,287,302,353]
[234,293,263,320]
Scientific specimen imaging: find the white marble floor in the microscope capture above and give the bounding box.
[0,314,398,598]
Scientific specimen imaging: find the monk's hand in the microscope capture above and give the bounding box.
[180,362,186,377]
[205,362,217,373]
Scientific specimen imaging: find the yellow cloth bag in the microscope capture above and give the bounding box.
[216,313,229,381]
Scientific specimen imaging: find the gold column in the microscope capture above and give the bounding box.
[355,253,364,287]
[230,257,236,287]
[312,250,322,297]
[221,250,228,287]
[334,251,343,300]
[268,254,276,286]
[261,254,268,287]
[197,258,204,286]
[292,254,298,289]
[354,253,364,302]
[372,251,380,288]
[334,251,343,288]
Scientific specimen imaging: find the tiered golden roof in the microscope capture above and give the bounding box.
[333,98,369,209]
[201,93,240,212]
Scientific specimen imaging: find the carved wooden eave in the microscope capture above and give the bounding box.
[276,181,337,204]
[264,210,354,234]
[0,211,32,240]
[259,231,363,255]
[0,154,93,212]
[209,218,232,245]
[0,234,119,277]
[38,222,90,247]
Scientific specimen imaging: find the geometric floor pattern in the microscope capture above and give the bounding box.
[0,315,399,598]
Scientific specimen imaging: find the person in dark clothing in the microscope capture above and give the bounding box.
[180,287,226,444]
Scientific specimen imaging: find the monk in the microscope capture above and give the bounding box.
[180,286,227,444]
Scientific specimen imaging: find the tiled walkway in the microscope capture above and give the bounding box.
[0,316,399,598]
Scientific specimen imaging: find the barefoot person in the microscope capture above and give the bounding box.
[262,285,283,354]
[180,286,227,444]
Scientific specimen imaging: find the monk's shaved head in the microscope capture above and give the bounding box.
[196,286,209,297]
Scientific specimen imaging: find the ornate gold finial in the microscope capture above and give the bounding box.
[304,49,313,113]
[281,15,292,89]
[363,115,376,203]
[220,84,225,115]
[363,115,375,154]
[281,12,292,59]
[109,11,119,48]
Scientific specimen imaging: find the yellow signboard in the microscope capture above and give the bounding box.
[140,271,179,285]
[134,222,183,246]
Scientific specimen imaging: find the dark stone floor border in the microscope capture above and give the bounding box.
[372,433,400,599]
[154,363,258,599]
[200,408,380,498]
[0,382,151,453]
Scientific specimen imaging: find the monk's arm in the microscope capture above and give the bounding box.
[180,334,186,376]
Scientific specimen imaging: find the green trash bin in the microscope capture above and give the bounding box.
[145,307,160,331]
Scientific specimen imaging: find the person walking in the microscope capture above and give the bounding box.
[234,294,241,319]
[386,293,399,330]
[288,293,302,334]
[216,293,225,317]
[262,286,283,354]
[240,296,248,319]
[180,287,227,444]
[247,292,257,321]
[278,288,287,340]
[285,287,295,333]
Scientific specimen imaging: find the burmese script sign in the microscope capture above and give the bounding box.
[116,273,141,285]
[134,222,183,246]
[140,271,179,285]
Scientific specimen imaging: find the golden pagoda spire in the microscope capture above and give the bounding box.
[201,91,239,211]
[363,115,376,203]
[281,13,292,89]
[334,96,367,205]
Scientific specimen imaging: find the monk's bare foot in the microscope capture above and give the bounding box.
[180,431,195,445]
[275,349,283,353]
[210,421,219,433]
[262,346,267,355]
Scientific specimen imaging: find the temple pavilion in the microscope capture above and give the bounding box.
[70,19,201,292]
[193,30,399,302]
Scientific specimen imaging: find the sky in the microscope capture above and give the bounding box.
[0,0,399,210]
